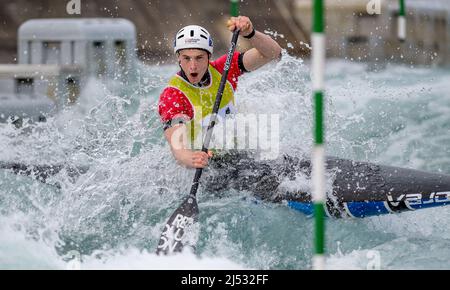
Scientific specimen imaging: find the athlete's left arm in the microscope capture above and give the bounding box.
[227,16,282,72]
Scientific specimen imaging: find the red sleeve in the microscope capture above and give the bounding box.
[210,51,242,90]
[158,87,194,124]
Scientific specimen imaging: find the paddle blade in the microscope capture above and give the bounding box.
[156,195,199,255]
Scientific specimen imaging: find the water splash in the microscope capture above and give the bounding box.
[1,55,450,269]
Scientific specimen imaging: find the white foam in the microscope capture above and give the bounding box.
[78,248,247,270]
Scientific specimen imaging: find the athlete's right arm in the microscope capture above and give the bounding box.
[164,124,213,168]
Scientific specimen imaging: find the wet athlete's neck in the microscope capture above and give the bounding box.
[179,69,211,87]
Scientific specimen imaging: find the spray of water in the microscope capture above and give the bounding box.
[1,53,450,269]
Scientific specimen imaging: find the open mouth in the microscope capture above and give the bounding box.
[190,73,199,78]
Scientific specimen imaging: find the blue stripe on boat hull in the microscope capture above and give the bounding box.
[288,199,450,218]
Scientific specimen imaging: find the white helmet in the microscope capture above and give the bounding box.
[173,25,213,55]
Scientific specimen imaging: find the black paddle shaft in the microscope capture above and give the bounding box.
[156,29,240,255]
[190,29,240,197]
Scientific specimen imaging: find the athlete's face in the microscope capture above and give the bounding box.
[177,49,209,84]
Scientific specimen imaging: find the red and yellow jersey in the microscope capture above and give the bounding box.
[158,51,245,147]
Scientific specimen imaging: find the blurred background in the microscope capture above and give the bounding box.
[1,0,448,65]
